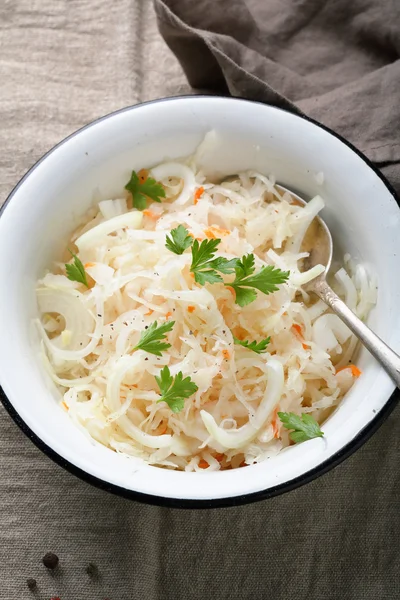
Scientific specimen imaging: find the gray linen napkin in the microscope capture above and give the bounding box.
[154,0,400,191]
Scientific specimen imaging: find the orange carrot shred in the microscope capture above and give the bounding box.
[143,209,160,220]
[222,349,230,360]
[214,453,224,463]
[61,401,69,412]
[84,262,95,269]
[292,324,309,348]
[194,186,204,204]
[271,407,280,438]
[292,324,303,336]
[187,305,195,313]
[138,168,149,184]
[198,459,209,469]
[336,364,362,377]
[145,309,154,316]
[204,225,230,239]
[226,286,235,296]
[165,311,173,318]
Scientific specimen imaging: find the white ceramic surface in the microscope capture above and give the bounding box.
[0,97,399,505]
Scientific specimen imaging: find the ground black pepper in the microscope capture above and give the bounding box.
[86,562,98,577]
[26,578,37,590]
[42,552,59,569]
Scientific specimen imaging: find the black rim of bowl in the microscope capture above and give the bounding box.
[0,95,399,509]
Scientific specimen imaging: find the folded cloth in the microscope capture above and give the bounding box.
[154,0,400,190]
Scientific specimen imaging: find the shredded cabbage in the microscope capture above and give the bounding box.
[36,154,376,471]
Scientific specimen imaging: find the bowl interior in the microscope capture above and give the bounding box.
[0,97,399,503]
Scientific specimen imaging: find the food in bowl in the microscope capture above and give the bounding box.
[35,151,376,471]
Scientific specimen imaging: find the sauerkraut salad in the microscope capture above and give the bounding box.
[36,154,377,471]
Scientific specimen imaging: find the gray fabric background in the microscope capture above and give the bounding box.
[0,1,399,599]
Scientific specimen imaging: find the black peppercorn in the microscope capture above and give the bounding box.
[86,562,98,577]
[42,552,59,569]
[26,578,37,590]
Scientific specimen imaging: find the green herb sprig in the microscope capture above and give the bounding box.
[155,366,198,413]
[190,238,238,285]
[165,225,193,255]
[65,250,88,287]
[233,334,271,354]
[125,170,166,210]
[278,412,324,443]
[226,254,290,307]
[133,320,175,356]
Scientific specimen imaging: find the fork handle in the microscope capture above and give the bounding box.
[312,279,400,388]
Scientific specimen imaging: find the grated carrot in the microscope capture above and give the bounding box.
[194,186,204,204]
[138,168,149,184]
[222,349,230,360]
[226,286,235,297]
[61,401,69,412]
[84,262,95,268]
[292,324,303,336]
[187,305,196,313]
[336,364,362,377]
[198,459,209,469]
[145,309,154,316]
[143,209,161,220]
[214,453,224,463]
[271,407,280,438]
[165,311,173,318]
[204,225,230,239]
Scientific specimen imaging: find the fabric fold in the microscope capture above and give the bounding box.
[154,0,400,173]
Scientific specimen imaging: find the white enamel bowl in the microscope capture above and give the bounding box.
[0,97,399,508]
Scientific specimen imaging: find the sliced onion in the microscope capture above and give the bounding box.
[312,313,352,352]
[85,263,114,285]
[40,343,94,387]
[151,162,196,205]
[37,288,103,360]
[98,198,127,220]
[75,211,143,251]
[291,264,325,287]
[106,354,172,449]
[37,288,94,350]
[286,195,325,253]
[200,359,284,449]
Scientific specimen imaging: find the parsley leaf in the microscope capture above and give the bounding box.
[234,253,255,278]
[155,365,198,413]
[65,250,88,287]
[190,238,238,285]
[133,320,175,356]
[165,225,193,255]
[125,170,166,210]
[226,254,290,307]
[233,334,270,354]
[278,412,324,443]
